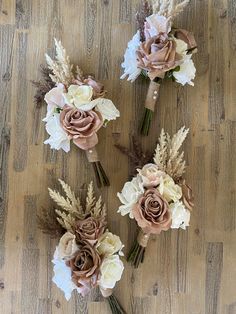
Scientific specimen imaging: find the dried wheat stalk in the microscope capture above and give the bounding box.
[154,126,189,180]
[152,0,189,20]
[45,39,76,86]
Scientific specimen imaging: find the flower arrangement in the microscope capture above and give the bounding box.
[33,39,120,187]
[38,180,125,314]
[117,127,194,268]
[121,0,197,135]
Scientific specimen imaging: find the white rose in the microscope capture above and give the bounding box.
[117,175,144,218]
[170,201,190,229]
[158,175,182,202]
[96,231,124,257]
[173,54,196,86]
[120,31,142,82]
[43,83,65,122]
[58,232,78,260]
[52,247,80,301]
[93,98,120,121]
[138,163,165,187]
[44,113,71,152]
[99,255,124,290]
[63,85,94,110]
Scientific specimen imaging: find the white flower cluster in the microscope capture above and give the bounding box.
[121,14,196,86]
[43,83,119,152]
[52,231,124,300]
[117,163,191,230]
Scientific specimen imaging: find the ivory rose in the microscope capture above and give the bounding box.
[99,255,124,290]
[58,232,78,260]
[63,85,94,110]
[117,176,144,218]
[132,188,171,234]
[96,231,124,257]
[60,105,103,150]
[138,163,165,187]
[158,174,182,202]
[170,201,190,229]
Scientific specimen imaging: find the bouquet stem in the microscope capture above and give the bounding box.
[127,229,150,268]
[86,147,110,188]
[140,81,160,136]
[101,289,126,314]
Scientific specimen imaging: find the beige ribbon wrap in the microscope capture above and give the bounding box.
[100,287,113,298]
[85,146,99,163]
[137,229,150,248]
[144,81,160,111]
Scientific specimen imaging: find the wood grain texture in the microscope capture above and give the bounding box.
[0,1,235,313]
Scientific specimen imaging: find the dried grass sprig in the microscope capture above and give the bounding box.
[154,126,189,180]
[115,136,153,177]
[31,65,55,107]
[37,207,64,237]
[45,39,75,86]
[152,0,189,20]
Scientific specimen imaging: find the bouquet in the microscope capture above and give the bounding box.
[38,180,125,314]
[117,127,194,268]
[33,39,120,187]
[120,0,197,135]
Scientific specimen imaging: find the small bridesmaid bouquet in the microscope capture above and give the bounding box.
[33,39,120,187]
[117,127,194,268]
[121,0,197,135]
[38,180,125,314]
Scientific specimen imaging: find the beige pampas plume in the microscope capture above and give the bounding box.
[45,38,75,86]
[152,0,189,21]
[154,126,189,180]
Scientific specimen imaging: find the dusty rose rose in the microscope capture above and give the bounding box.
[66,241,101,296]
[60,105,103,150]
[75,216,106,245]
[174,29,197,52]
[179,179,194,210]
[83,76,106,98]
[132,188,171,234]
[137,33,182,80]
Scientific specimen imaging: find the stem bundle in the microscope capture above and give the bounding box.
[127,229,150,268]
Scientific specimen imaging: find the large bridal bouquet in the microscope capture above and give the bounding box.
[38,180,125,314]
[117,127,194,268]
[33,39,120,187]
[121,0,197,135]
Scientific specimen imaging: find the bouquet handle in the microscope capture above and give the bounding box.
[140,81,160,136]
[100,288,126,314]
[127,229,150,268]
[85,147,110,188]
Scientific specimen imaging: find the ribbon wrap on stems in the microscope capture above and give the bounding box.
[127,229,150,268]
[85,146,110,188]
[140,81,160,136]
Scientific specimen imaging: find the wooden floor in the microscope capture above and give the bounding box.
[0,0,236,313]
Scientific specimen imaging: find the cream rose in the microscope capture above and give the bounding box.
[138,163,165,187]
[96,231,124,257]
[99,255,124,290]
[63,85,94,110]
[158,175,182,202]
[117,175,144,218]
[169,201,190,229]
[58,232,78,260]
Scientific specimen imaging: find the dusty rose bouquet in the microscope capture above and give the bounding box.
[121,0,197,135]
[38,180,125,314]
[117,127,194,268]
[33,39,120,187]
